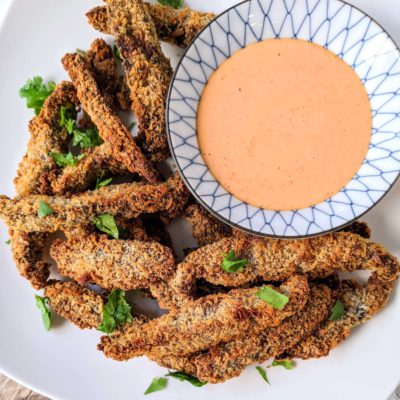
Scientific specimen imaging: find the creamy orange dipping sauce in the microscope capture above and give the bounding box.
[197,39,372,210]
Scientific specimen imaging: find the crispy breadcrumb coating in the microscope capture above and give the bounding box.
[86,4,215,48]
[0,173,189,233]
[151,284,333,382]
[170,232,399,305]
[184,204,232,246]
[284,278,395,359]
[86,38,118,108]
[62,52,159,183]
[45,280,104,329]
[9,230,50,290]
[106,0,172,158]
[98,275,309,360]
[14,82,78,196]
[50,234,175,291]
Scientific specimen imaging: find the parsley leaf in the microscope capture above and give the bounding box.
[329,300,345,320]
[59,108,103,149]
[144,377,168,395]
[91,214,120,239]
[49,152,85,167]
[60,105,77,131]
[5,239,10,245]
[272,359,295,370]
[166,371,207,387]
[98,289,133,334]
[95,172,113,190]
[157,0,184,9]
[128,121,136,131]
[113,44,123,61]
[255,366,270,385]
[35,295,51,331]
[221,250,248,273]
[71,126,103,148]
[19,76,56,115]
[37,201,54,218]
[256,286,289,310]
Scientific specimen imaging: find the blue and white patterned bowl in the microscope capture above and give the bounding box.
[166,0,400,238]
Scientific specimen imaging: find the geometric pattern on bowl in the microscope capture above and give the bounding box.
[167,0,400,237]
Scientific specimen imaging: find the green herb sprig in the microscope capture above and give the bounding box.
[49,151,85,167]
[37,200,54,218]
[144,377,168,395]
[157,0,184,9]
[98,289,133,334]
[35,295,51,331]
[20,76,56,115]
[329,300,345,320]
[221,250,248,273]
[91,214,120,239]
[256,286,289,310]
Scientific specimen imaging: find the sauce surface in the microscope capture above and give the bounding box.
[197,39,372,210]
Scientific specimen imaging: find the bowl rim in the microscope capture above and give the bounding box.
[166,0,400,239]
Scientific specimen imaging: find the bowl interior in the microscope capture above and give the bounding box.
[167,0,400,238]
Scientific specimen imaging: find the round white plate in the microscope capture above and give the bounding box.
[0,1,399,399]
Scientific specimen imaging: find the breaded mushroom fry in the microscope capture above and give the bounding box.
[98,275,309,360]
[0,173,189,233]
[86,4,215,48]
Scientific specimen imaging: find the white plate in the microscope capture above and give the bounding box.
[0,1,399,399]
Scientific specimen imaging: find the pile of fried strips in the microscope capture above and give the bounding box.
[0,0,399,386]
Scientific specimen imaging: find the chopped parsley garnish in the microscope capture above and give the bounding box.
[113,44,123,61]
[256,286,289,310]
[157,0,184,9]
[98,289,133,334]
[60,105,77,129]
[71,126,103,148]
[221,250,248,273]
[59,107,103,149]
[144,377,168,395]
[49,151,85,167]
[255,366,270,385]
[5,239,10,245]
[165,371,207,387]
[19,76,56,115]
[35,295,51,331]
[128,121,136,131]
[272,359,295,370]
[37,200,54,218]
[91,214,120,239]
[329,300,345,321]
[95,171,113,190]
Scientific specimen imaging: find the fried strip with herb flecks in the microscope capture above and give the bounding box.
[98,275,309,360]
[86,4,215,48]
[45,280,104,329]
[150,283,333,383]
[51,143,128,195]
[50,234,175,291]
[0,173,189,233]
[283,278,395,360]
[105,0,172,159]
[9,230,50,290]
[14,81,78,196]
[62,52,159,183]
[169,232,399,306]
